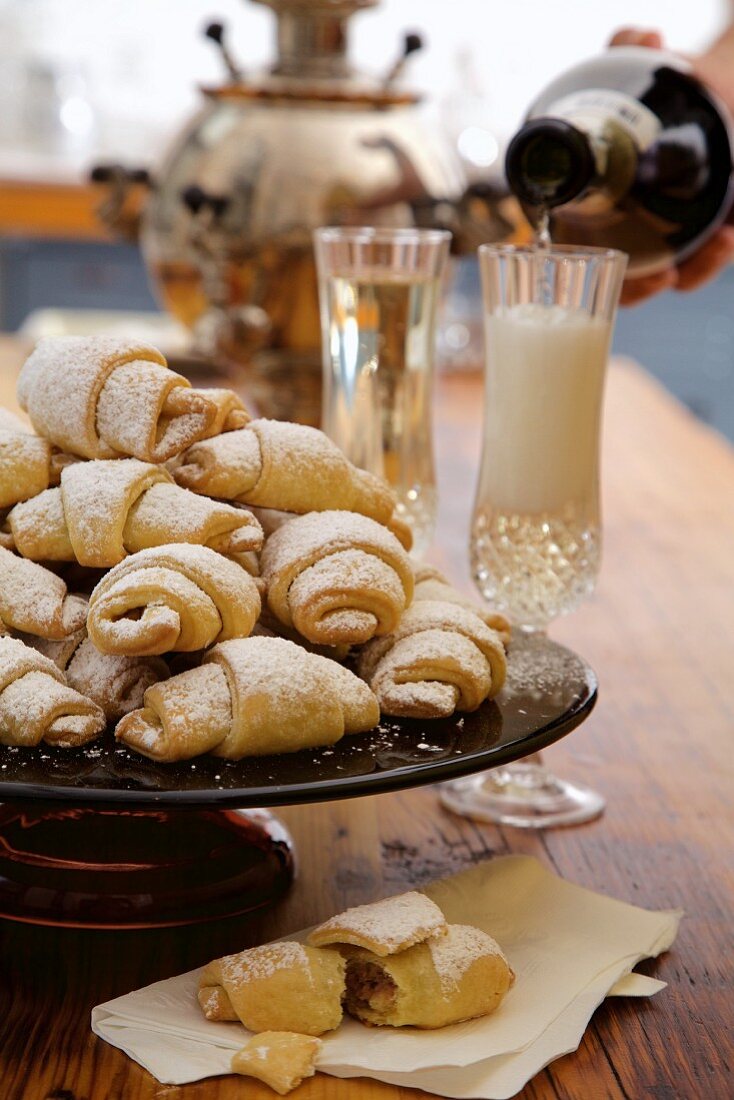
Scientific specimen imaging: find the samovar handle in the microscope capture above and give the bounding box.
[89,164,153,242]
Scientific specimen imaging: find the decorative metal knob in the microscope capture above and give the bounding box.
[203,20,242,81]
[383,30,424,88]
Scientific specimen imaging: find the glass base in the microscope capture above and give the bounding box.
[439,763,605,828]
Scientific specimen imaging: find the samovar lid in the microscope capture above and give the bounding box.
[202,0,422,107]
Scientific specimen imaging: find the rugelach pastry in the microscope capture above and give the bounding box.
[357,599,507,718]
[196,387,250,437]
[414,565,511,646]
[261,510,414,647]
[199,941,345,1035]
[115,635,379,761]
[87,544,261,656]
[231,1033,321,1095]
[174,418,395,524]
[307,891,447,956]
[344,924,514,1029]
[0,545,87,639]
[24,608,168,722]
[0,408,77,509]
[7,459,262,566]
[253,502,411,551]
[0,407,28,433]
[17,336,246,463]
[0,635,105,747]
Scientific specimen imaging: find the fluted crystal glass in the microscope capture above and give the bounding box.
[314,226,451,559]
[441,243,627,828]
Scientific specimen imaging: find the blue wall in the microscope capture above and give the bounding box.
[613,267,734,441]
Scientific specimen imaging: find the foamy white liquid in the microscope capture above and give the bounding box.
[481,303,611,515]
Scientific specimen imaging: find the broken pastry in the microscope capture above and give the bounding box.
[199,941,345,1036]
[307,891,447,956]
[231,1032,321,1095]
[344,924,514,1029]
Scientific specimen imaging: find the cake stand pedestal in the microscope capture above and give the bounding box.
[0,804,294,928]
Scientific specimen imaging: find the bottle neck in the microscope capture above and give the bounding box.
[505,118,597,209]
[506,114,638,212]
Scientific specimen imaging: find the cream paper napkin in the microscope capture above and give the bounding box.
[92,855,681,1099]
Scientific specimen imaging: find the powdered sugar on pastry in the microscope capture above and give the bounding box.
[357,599,507,718]
[308,891,447,956]
[17,335,167,459]
[88,545,261,656]
[0,636,105,747]
[66,637,168,720]
[175,418,395,524]
[95,360,214,463]
[0,427,52,508]
[264,511,407,574]
[218,943,312,988]
[174,428,261,496]
[413,565,511,646]
[262,511,413,647]
[428,924,510,996]
[368,628,489,718]
[0,545,87,639]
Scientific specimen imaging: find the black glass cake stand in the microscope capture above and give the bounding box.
[0,634,596,929]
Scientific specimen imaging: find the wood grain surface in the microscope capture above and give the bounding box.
[0,341,732,1099]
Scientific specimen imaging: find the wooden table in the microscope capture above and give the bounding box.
[0,342,732,1100]
[0,179,106,241]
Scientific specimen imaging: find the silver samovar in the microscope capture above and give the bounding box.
[94,0,505,423]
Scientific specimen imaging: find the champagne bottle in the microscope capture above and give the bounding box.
[505,46,734,277]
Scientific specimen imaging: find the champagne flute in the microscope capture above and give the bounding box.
[314,226,451,559]
[440,243,627,828]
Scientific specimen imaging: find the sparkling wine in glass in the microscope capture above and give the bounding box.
[441,243,627,828]
[314,227,451,559]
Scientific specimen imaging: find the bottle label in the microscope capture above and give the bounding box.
[546,88,660,150]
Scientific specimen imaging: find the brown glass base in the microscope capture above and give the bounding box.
[0,803,295,929]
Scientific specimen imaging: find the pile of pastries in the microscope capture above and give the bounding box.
[0,335,509,760]
[199,889,515,1094]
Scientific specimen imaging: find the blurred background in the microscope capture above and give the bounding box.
[0,0,732,437]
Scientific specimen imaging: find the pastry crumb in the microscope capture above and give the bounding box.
[231,1031,321,1095]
